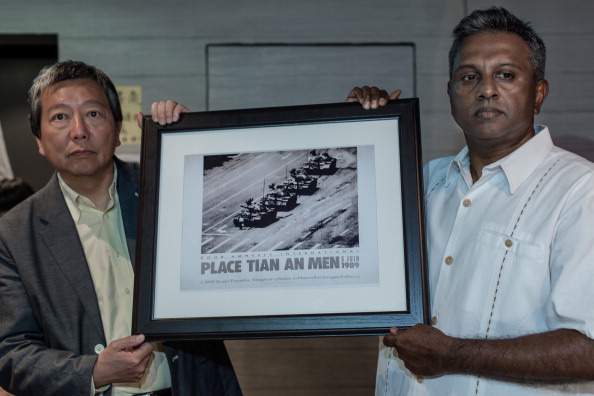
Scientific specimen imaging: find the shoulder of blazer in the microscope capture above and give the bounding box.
[0,173,67,229]
[114,157,140,258]
[0,173,106,342]
[114,157,140,199]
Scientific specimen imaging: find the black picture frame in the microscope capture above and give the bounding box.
[132,99,429,341]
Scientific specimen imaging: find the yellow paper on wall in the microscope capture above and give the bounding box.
[117,86,142,146]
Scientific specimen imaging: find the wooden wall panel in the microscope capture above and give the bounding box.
[225,336,379,396]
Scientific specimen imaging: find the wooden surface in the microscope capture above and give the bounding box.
[225,336,379,396]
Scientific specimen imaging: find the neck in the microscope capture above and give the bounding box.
[466,130,535,183]
[60,164,115,211]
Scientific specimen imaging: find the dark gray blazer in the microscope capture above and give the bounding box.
[0,158,242,396]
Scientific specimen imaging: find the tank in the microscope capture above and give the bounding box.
[233,198,278,228]
[303,150,337,175]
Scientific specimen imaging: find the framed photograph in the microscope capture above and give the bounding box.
[132,99,429,341]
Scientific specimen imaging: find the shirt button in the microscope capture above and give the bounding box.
[417,376,424,383]
[505,239,513,247]
[94,344,105,354]
[462,199,472,207]
[431,316,438,325]
[125,288,131,295]
[445,256,454,265]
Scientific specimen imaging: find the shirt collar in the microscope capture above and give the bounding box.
[58,166,118,221]
[445,125,554,194]
[446,146,471,189]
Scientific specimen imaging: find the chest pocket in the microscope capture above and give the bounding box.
[477,228,544,261]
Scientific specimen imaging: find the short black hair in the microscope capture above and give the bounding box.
[448,7,546,82]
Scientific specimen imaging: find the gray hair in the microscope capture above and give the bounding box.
[29,60,122,138]
[448,7,546,82]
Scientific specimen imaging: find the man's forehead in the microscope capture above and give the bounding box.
[454,32,531,68]
[41,78,109,106]
[459,32,529,55]
[43,77,101,93]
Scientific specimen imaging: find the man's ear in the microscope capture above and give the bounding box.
[534,79,549,115]
[115,120,122,147]
[35,136,46,157]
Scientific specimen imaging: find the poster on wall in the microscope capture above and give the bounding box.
[116,85,142,146]
[132,100,428,340]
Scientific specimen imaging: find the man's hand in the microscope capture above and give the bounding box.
[346,86,401,109]
[136,100,190,127]
[92,334,154,388]
[383,324,454,378]
[385,325,594,384]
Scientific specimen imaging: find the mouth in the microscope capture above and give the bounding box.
[475,107,503,119]
[68,149,96,158]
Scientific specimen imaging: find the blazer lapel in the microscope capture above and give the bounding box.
[35,176,106,342]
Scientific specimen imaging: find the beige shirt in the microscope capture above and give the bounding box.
[59,170,171,395]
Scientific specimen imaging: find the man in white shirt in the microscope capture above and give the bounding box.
[348,7,594,395]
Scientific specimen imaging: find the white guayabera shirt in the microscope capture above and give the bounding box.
[377,126,594,396]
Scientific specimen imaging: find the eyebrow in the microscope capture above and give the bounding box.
[454,62,522,73]
[45,100,110,113]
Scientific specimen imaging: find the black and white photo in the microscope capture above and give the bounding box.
[133,100,428,340]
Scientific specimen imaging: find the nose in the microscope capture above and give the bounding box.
[476,76,499,100]
[70,113,89,140]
